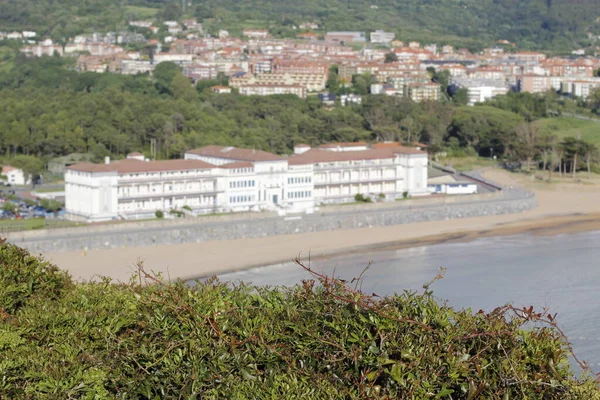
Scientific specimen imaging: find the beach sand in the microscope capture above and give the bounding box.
[43,169,600,282]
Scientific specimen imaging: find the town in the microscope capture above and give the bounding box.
[7,21,600,103]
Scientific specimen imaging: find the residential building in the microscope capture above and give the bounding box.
[2,166,29,186]
[450,77,509,106]
[296,33,319,41]
[211,85,232,94]
[121,60,155,75]
[568,80,600,99]
[238,84,307,98]
[183,63,219,80]
[129,21,153,28]
[405,82,441,102]
[325,32,367,44]
[230,72,326,92]
[370,30,395,45]
[299,22,319,30]
[318,93,336,106]
[340,94,363,106]
[518,75,562,93]
[509,52,547,62]
[21,44,64,57]
[243,29,270,39]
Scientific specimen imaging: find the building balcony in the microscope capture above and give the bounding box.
[118,189,222,201]
[313,162,397,171]
[314,177,400,186]
[118,175,221,184]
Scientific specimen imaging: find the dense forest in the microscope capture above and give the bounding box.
[2,0,600,50]
[0,52,598,179]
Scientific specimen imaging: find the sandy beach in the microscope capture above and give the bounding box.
[43,169,600,282]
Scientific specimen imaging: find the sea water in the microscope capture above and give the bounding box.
[214,231,600,372]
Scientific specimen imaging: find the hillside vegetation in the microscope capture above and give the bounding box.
[1,0,599,50]
[0,241,599,398]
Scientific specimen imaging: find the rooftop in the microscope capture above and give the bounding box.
[289,146,425,165]
[67,159,215,174]
[186,145,284,162]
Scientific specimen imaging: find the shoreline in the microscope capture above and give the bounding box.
[189,212,600,280]
[40,170,600,282]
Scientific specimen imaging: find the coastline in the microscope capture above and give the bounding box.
[41,170,600,282]
[189,212,600,280]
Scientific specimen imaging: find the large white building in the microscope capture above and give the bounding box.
[370,30,395,45]
[65,144,429,221]
[451,78,509,106]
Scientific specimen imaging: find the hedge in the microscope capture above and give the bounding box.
[0,241,598,399]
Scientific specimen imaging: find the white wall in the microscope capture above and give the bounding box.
[65,170,119,221]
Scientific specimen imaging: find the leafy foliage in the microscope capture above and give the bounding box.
[0,243,598,398]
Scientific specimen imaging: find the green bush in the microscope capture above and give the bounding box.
[155,210,164,219]
[354,194,372,203]
[402,191,409,199]
[0,242,598,398]
[182,205,192,211]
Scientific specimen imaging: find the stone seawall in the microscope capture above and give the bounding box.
[9,190,537,254]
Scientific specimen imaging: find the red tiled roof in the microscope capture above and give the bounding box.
[318,142,367,148]
[371,142,400,149]
[219,161,254,169]
[67,159,215,174]
[186,145,284,162]
[289,146,425,165]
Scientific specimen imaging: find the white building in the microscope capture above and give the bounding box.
[290,145,429,204]
[370,30,395,45]
[2,165,30,186]
[451,78,509,106]
[66,144,429,221]
[66,157,223,222]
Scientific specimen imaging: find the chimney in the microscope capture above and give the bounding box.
[104,156,110,165]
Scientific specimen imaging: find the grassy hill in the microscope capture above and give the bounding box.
[1,0,599,51]
[535,117,600,145]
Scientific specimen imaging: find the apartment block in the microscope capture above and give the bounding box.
[370,30,395,45]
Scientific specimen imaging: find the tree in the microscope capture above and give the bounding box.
[326,65,341,94]
[451,88,469,106]
[153,62,182,95]
[580,140,597,179]
[515,122,539,171]
[384,52,398,63]
[9,155,44,186]
[170,73,197,101]
[351,73,376,95]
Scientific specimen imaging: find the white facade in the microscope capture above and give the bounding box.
[291,148,429,204]
[428,182,478,195]
[2,166,30,186]
[66,144,429,221]
[370,30,395,45]
[451,78,508,106]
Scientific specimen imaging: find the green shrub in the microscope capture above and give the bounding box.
[0,240,71,314]
[402,191,409,199]
[354,193,372,203]
[182,205,192,211]
[0,243,598,398]
[155,210,164,218]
